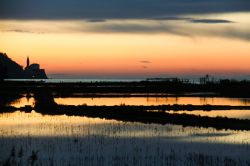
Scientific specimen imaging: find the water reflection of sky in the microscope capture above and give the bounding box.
[10,96,250,107]
[0,111,249,144]
[8,96,250,119]
[54,97,250,106]
[9,97,35,107]
[169,110,250,120]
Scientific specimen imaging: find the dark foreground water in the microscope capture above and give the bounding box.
[1,94,250,165]
[0,111,250,166]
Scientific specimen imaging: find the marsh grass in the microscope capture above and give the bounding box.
[0,111,250,166]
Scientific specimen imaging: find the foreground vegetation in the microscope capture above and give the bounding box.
[0,112,249,166]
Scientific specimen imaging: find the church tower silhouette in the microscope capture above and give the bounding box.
[26,56,30,68]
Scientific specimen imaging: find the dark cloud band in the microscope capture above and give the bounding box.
[0,0,250,20]
[190,19,234,24]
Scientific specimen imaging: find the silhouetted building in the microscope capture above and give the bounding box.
[26,56,30,69]
[199,74,216,84]
[24,57,47,79]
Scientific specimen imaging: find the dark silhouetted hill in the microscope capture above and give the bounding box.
[0,52,26,79]
[0,52,47,79]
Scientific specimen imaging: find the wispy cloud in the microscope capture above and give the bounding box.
[140,60,151,64]
[146,17,234,24]
[86,19,106,23]
[139,60,151,69]
[5,29,44,34]
[1,17,250,41]
[83,20,250,41]
[146,17,191,21]
[190,19,234,24]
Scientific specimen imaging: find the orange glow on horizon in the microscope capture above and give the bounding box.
[1,17,250,77]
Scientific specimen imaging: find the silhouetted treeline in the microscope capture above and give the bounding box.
[217,79,250,97]
[1,79,250,97]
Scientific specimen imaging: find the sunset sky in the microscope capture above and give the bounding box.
[0,0,250,78]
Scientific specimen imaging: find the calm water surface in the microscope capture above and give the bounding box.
[55,96,250,106]
[0,111,250,165]
[0,111,249,143]
[9,96,250,119]
[11,96,250,108]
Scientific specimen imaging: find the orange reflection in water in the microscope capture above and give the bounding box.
[55,97,250,106]
[0,111,249,144]
[0,111,115,137]
[0,111,250,144]
[9,97,35,108]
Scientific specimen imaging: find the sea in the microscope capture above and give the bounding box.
[5,74,250,83]
[5,78,145,83]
